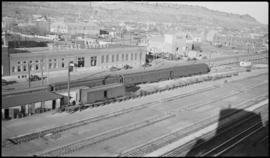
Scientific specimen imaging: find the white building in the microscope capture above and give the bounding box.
[50,22,68,34]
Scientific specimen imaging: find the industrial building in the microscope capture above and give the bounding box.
[2,90,67,120]
[3,45,146,79]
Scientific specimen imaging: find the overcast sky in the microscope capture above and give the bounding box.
[173,2,268,25]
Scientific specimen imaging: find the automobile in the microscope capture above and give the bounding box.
[28,75,47,81]
[142,63,152,67]
[110,66,121,71]
[123,64,133,70]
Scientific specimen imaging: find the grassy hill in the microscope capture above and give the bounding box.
[2,2,265,31]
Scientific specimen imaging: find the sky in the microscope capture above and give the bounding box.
[172,2,268,25]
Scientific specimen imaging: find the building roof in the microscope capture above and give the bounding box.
[2,91,66,109]
[10,45,146,57]
[81,83,124,93]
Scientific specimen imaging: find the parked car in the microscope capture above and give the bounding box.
[28,75,47,81]
[110,66,121,71]
[142,63,152,68]
[123,64,133,70]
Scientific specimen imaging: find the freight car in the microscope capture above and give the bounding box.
[49,63,210,91]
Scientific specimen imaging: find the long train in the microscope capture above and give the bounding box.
[49,63,210,91]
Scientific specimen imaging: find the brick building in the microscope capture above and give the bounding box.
[8,45,146,79]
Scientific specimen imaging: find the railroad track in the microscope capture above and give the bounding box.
[3,83,220,147]
[4,102,150,146]
[37,113,176,156]
[201,122,267,157]
[161,109,266,157]
[118,93,268,157]
[38,93,266,156]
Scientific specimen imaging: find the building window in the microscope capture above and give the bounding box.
[23,65,27,71]
[49,63,52,69]
[101,55,104,63]
[18,61,21,64]
[36,64,39,70]
[30,60,32,63]
[17,66,21,72]
[131,53,133,60]
[77,57,85,67]
[126,54,129,61]
[61,58,65,68]
[106,55,109,63]
[53,63,57,68]
[116,54,119,62]
[91,56,97,66]
[135,53,137,60]
[12,66,15,72]
[54,59,57,62]
[23,61,26,64]
[122,54,124,61]
[36,60,39,63]
[112,55,114,62]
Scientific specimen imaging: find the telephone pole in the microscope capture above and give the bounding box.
[41,56,44,86]
[28,62,31,88]
[68,61,71,106]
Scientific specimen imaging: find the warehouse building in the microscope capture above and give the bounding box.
[6,45,146,79]
[2,90,67,120]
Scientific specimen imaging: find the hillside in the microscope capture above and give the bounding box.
[2,2,265,31]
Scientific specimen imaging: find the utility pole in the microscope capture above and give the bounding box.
[28,62,31,88]
[41,56,44,86]
[68,61,71,107]
[47,57,49,85]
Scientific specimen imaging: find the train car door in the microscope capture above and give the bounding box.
[170,71,175,79]
[104,90,107,98]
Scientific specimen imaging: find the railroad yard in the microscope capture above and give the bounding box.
[2,2,268,157]
[2,60,268,156]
